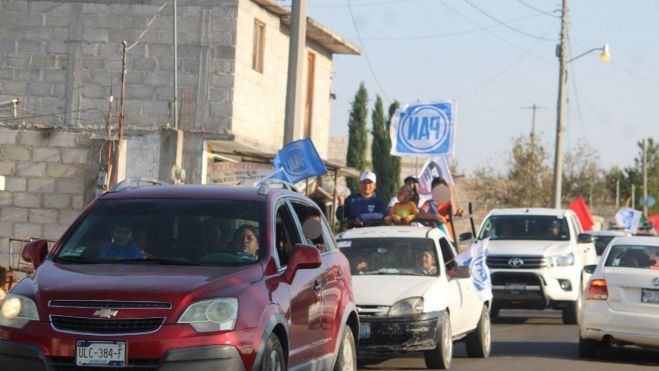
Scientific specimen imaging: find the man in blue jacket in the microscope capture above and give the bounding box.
[337,171,387,229]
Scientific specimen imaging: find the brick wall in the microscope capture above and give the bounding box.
[0,127,102,267]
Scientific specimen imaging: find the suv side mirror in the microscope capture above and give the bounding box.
[283,244,321,283]
[578,233,593,244]
[583,264,597,274]
[448,265,471,279]
[22,239,49,270]
[459,232,473,242]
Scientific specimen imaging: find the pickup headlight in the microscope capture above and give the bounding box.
[178,298,238,333]
[388,297,424,316]
[0,294,40,329]
[547,252,575,267]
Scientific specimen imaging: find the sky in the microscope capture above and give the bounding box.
[279,0,659,176]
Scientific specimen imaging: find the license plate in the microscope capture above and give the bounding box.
[642,289,659,304]
[506,283,527,291]
[359,323,371,339]
[76,340,126,367]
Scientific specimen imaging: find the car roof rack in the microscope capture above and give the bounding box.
[110,178,168,192]
[257,179,299,195]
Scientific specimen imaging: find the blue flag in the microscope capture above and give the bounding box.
[272,138,327,183]
[254,167,292,186]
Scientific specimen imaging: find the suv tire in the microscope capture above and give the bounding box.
[562,289,581,324]
[333,327,357,371]
[424,312,452,369]
[465,304,491,358]
[259,334,285,371]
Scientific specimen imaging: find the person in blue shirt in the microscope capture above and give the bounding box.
[97,223,143,260]
[336,171,387,229]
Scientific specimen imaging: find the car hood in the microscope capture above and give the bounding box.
[351,274,435,306]
[487,240,571,256]
[19,260,263,307]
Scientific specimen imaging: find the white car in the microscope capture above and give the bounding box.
[585,230,631,261]
[477,208,597,324]
[337,226,490,370]
[579,236,659,357]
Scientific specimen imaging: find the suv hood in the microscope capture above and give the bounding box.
[487,240,571,257]
[21,261,263,307]
[352,275,434,306]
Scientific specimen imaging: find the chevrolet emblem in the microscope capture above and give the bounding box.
[93,308,118,319]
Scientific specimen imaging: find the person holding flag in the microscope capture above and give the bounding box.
[417,176,464,241]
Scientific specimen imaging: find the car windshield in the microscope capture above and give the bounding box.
[54,198,264,266]
[604,244,659,269]
[337,237,439,276]
[478,215,570,241]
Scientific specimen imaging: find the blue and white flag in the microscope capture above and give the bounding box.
[418,157,454,199]
[615,207,643,233]
[455,238,492,302]
[272,138,327,184]
[254,167,291,186]
[390,101,456,157]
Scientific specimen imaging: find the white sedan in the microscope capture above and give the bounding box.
[579,236,659,357]
[337,226,491,370]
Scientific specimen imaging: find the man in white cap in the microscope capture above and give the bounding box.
[336,170,386,229]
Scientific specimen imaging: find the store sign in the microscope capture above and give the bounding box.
[209,162,274,185]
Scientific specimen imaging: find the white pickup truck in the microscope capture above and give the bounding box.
[477,208,597,324]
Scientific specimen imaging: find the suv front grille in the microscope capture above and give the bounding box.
[49,300,171,309]
[51,316,164,335]
[487,255,547,269]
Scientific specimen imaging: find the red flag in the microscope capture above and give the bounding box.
[648,214,659,229]
[568,196,594,231]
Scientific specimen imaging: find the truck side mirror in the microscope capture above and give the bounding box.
[459,232,473,242]
[578,233,593,244]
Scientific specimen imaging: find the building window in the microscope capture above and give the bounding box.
[252,19,265,73]
[304,52,315,138]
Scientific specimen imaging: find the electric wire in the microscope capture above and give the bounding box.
[462,0,555,41]
[126,0,169,51]
[516,0,559,18]
[439,0,555,65]
[346,0,390,102]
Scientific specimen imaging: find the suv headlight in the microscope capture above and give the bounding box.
[547,252,575,267]
[178,298,238,333]
[0,294,40,329]
[388,297,424,316]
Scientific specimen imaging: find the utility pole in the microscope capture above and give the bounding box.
[173,0,178,130]
[631,184,636,209]
[643,138,648,215]
[523,104,547,148]
[113,41,128,186]
[283,0,308,146]
[552,0,569,209]
[615,179,620,209]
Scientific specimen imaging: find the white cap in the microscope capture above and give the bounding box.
[359,171,376,183]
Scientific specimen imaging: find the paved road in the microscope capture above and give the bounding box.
[358,310,659,370]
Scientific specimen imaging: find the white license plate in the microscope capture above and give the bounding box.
[506,284,527,291]
[642,289,659,304]
[76,340,126,367]
[359,323,370,339]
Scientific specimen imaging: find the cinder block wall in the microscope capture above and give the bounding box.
[0,128,102,267]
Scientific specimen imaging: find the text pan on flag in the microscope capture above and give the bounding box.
[390,101,456,156]
[455,238,492,302]
[272,138,328,184]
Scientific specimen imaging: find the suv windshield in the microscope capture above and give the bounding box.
[478,215,570,241]
[54,198,264,265]
[338,237,439,276]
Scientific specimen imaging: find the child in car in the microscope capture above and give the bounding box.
[389,185,418,225]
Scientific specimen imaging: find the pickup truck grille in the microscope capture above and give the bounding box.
[51,316,164,335]
[487,255,547,269]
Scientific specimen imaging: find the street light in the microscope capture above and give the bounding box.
[551,39,610,208]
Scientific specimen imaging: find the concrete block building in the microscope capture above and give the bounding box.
[0,0,359,264]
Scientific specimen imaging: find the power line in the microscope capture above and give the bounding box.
[279,0,418,8]
[439,0,555,65]
[516,0,559,18]
[356,13,543,41]
[346,0,390,102]
[462,0,556,41]
[126,0,169,51]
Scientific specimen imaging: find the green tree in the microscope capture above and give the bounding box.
[371,96,399,202]
[624,138,659,214]
[346,82,369,192]
[562,140,608,208]
[505,134,552,207]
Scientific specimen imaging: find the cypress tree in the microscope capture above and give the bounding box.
[371,96,397,202]
[346,82,369,192]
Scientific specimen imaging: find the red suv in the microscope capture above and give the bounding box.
[0,183,358,370]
